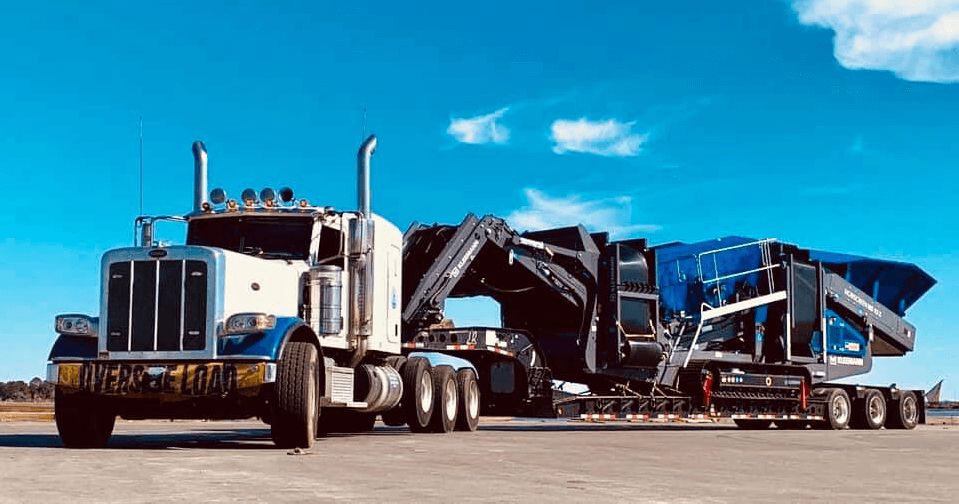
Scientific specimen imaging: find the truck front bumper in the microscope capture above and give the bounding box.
[47,361,276,399]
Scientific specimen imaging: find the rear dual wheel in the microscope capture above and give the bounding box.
[404,357,435,433]
[455,368,480,432]
[427,366,458,433]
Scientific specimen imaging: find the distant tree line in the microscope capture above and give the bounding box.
[0,378,55,401]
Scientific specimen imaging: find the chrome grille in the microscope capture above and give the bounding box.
[106,260,207,352]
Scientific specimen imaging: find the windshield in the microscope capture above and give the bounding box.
[186,215,313,260]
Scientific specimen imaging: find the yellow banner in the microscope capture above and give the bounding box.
[56,362,267,398]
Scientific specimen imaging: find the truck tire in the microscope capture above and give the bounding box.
[271,342,320,448]
[403,357,434,433]
[733,419,772,430]
[54,389,115,448]
[428,366,458,433]
[455,368,480,432]
[887,391,919,430]
[820,388,851,430]
[851,389,886,430]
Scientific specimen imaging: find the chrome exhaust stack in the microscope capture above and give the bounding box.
[349,135,377,367]
[192,141,208,213]
[357,134,376,218]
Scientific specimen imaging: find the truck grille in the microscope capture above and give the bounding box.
[106,260,208,352]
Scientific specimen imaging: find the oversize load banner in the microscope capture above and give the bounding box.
[56,362,267,397]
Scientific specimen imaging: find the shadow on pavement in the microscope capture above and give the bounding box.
[0,420,739,449]
[0,429,278,450]
[476,422,736,432]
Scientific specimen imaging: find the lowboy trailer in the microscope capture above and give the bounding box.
[47,136,934,448]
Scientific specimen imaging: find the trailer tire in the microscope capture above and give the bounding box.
[851,389,886,430]
[820,388,851,430]
[455,368,480,432]
[271,342,321,448]
[403,357,434,433]
[55,389,115,448]
[428,366,458,433]
[887,391,919,430]
[733,419,772,430]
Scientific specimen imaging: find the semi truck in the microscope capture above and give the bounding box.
[47,136,935,448]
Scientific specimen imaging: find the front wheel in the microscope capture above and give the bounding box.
[271,342,321,448]
[55,389,115,448]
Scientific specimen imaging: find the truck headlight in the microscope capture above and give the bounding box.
[224,313,276,335]
[55,314,98,337]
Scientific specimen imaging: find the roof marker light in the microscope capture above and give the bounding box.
[226,199,239,212]
[260,188,276,207]
[210,188,227,205]
[241,188,257,207]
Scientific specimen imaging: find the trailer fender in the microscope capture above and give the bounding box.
[218,317,316,360]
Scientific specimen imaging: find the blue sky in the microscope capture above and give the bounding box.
[1,1,956,395]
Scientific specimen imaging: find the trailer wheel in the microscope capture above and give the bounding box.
[403,357,434,433]
[887,391,919,430]
[821,388,851,430]
[851,389,886,430]
[54,389,115,448]
[428,366,458,433]
[733,419,772,430]
[271,342,321,448]
[455,368,480,432]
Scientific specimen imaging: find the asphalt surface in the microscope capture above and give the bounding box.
[0,418,957,502]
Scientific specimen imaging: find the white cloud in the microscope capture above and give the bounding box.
[792,0,959,83]
[506,188,660,238]
[447,107,510,145]
[550,118,648,157]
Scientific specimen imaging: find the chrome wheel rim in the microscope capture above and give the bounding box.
[467,380,480,419]
[444,378,457,420]
[903,396,918,424]
[832,394,849,425]
[868,395,885,424]
[419,371,432,414]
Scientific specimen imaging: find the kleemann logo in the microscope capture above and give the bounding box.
[829,355,864,367]
[450,239,480,278]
